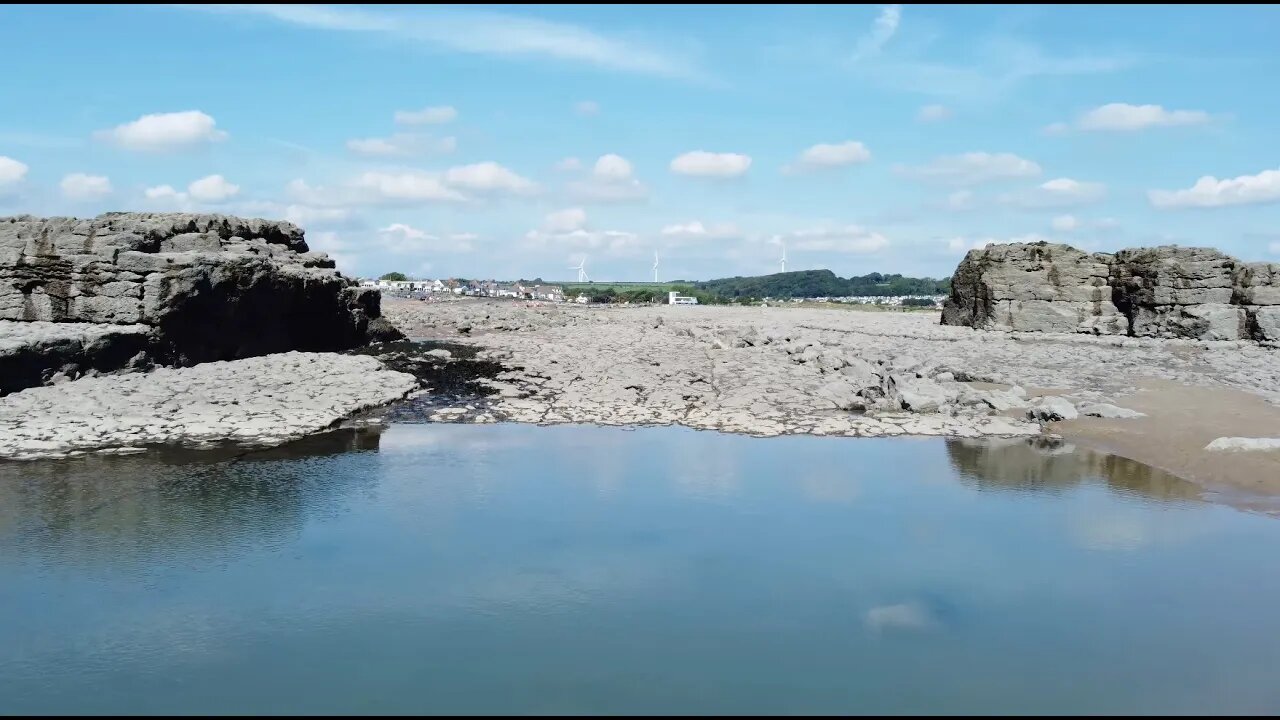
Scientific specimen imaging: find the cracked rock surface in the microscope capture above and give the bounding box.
[385,299,1280,440]
[0,352,418,460]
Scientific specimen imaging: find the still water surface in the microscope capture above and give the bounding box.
[2,424,1279,714]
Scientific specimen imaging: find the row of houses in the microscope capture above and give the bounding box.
[360,278,566,302]
[784,294,947,308]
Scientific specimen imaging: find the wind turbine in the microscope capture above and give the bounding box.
[653,251,660,283]
[779,240,787,273]
[570,256,589,283]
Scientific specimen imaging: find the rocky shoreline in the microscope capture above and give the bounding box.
[379,297,1280,494]
[2,215,1277,495]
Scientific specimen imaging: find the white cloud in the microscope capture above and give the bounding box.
[896,152,1041,186]
[393,105,457,125]
[524,228,640,253]
[377,223,475,253]
[60,173,112,200]
[1077,102,1210,132]
[1042,121,1071,136]
[188,5,698,79]
[346,134,456,157]
[917,104,952,122]
[569,153,648,202]
[1270,242,1280,256]
[544,207,587,233]
[574,100,600,116]
[945,190,975,211]
[1051,214,1079,232]
[145,184,183,201]
[786,141,871,173]
[187,174,240,203]
[1004,178,1106,208]
[670,150,752,178]
[946,234,1054,253]
[865,602,934,631]
[289,173,467,206]
[353,172,468,202]
[593,154,633,181]
[946,237,993,253]
[0,156,29,186]
[660,221,740,239]
[852,4,902,61]
[281,205,353,228]
[1148,168,1280,209]
[773,226,889,253]
[443,162,537,195]
[555,157,582,172]
[852,37,1132,101]
[94,110,227,151]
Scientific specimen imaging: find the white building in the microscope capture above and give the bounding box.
[668,291,698,305]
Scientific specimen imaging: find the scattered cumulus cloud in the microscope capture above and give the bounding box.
[544,207,587,233]
[772,225,888,253]
[443,162,538,195]
[288,173,464,206]
[393,105,458,125]
[187,174,240,203]
[660,220,740,239]
[555,157,582,172]
[917,104,952,122]
[670,150,752,178]
[94,110,227,151]
[896,152,1041,186]
[946,234,1053,253]
[146,175,242,206]
[1076,102,1210,132]
[569,153,648,202]
[1148,168,1280,209]
[60,173,112,200]
[945,190,976,211]
[946,237,993,253]
[1051,214,1079,232]
[574,100,600,116]
[1003,178,1106,208]
[0,156,28,186]
[852,4,902,61]
[346,133,456,157]
[377,223,476,253]
[785,141,871,173]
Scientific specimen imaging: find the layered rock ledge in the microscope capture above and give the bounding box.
[0,353,418,460]
[941,242,1280,341]
[1,213,400,393]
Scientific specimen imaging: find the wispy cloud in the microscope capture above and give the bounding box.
[852,5,902,61]
[852,34,1135,100]
[176,4,700,79]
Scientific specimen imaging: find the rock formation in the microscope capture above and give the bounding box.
[942,241,1279,342]
[1,213,401,393]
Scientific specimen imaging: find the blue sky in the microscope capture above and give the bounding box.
[2,4,1279,281]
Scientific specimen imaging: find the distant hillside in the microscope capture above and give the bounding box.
[695,269,950,299]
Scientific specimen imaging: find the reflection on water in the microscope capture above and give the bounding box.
[2,424,1280,715]
[0,428,383,571]
[945,436,1203,503]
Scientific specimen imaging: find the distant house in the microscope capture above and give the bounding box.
[668,291,698,306]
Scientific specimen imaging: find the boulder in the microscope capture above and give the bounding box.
[1026,396,1078,422]
[0,213,403,392]
[1078,402,1146,419]
[942,241,1276,342]
[1204,437,1280,452]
